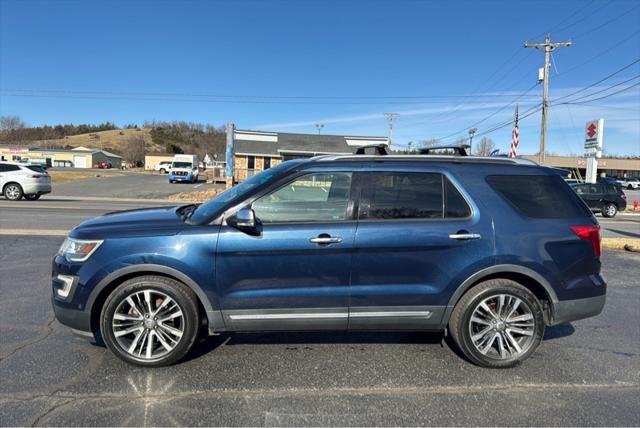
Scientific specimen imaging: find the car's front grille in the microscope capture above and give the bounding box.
[174,171,188,176]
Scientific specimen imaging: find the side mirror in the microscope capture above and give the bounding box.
[228,208,260,234]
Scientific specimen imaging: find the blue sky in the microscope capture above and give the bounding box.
[1,0,639,155]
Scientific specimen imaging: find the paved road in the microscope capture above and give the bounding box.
[50,173,222,199]
[0,237,638,426]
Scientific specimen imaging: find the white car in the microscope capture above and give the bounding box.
[154,161,172,174]
[620,178,640,190]
[0,162,52,200]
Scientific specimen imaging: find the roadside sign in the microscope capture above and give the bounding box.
[584,119,604,151]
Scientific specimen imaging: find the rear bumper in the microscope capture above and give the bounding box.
[22,182,51,195]
[550,294,606,325]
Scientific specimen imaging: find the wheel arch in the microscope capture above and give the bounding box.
[3,181,23,192]
[87,264,224,335]
[442,264,559,326]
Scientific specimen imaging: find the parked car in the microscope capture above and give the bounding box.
[154,161,172,174]
[596,176,622,190]
[617,178,640,190]
[93,162,112,169]
[571,182,627,217]
[52,154,606,368]
[0,161,52,200]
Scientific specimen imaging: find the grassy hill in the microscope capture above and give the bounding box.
[30,128,164,154]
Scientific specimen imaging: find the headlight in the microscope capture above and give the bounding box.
[58,238,103,262]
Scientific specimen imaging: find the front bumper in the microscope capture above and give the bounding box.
[550,294,606,325]
[169,173,193,182]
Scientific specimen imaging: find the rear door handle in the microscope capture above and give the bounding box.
[449,233,482,240]
[310,235,342,244]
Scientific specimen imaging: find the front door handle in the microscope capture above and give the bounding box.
[449,233,482,240]
[310,234,343,244]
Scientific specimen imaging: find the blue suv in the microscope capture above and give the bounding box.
[52,155,606,367]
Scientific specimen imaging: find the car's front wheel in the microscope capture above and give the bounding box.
[3,183,23,200]
[449,279,545,368]
[602,202,617,218]
[159,168,166,174]
[100,276,200,366]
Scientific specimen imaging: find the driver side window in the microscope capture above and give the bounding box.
[252,172,353,223]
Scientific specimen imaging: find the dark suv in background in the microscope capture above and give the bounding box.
[52,154,606,368]
[571,182,627,217]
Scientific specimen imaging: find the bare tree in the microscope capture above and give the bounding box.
[473,137,496,156]
[123,135,146,167]
[0,115,26,131]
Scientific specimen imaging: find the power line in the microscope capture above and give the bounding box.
[559,74,640,103]
[572,2,640,39]
[556,81,640,104]
[552,58,640,103]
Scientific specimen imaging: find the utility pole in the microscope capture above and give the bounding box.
[525,34,571,165]
[468,128,477,155]
[384,112,398,146]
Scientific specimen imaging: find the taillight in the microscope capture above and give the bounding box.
[31,174,46,179]
[570,224,601,257]
[622,194,627,201]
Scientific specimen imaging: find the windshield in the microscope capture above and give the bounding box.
[189,161,297,224]
[172,162,192,168]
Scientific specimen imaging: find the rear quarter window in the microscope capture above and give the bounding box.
[486,175,591,218]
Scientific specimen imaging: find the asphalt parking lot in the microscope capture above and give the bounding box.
[0,236,638,426]
[50,172,222,199]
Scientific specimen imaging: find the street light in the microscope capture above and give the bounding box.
[315,124,324,135]
[468,128,477,155]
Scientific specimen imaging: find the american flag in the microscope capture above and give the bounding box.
[509,105,519,158]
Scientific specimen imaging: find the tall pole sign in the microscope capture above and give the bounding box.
[584,118,604,184]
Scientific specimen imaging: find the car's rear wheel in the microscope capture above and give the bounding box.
[100,276,200,366]
[3,183,23,200]
[449,279,545,368]
[159,168,166,174]
[24,194,41,200]
[628,184,633,190]
[602,202,617,218]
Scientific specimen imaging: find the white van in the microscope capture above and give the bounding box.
[168,154,199,183]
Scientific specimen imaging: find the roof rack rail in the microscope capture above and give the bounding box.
[354,144,389,156]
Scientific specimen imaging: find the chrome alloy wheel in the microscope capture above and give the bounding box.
[468,294,536,360]
[5,184,21,200]
[112,290,184,360]
[605,204,617,217]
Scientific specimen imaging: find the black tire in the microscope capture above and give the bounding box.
[159,168,166,174]
[100,275,200,367]
[24,194,41,200]
[628,184,633,190]
[601,202,617,218]
[169,180,174,184]
[3,183,23,200]
[449,279,545,368]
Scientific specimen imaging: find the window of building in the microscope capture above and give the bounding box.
[247,156,255,170]
[264,157,271,169]
[252,172,352,223]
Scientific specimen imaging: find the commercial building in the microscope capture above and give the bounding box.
[144,153,174,170]
[229,128,388,182]
[522,155,640,179]
[0,146,122,168]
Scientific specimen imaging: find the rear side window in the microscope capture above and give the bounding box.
[487,175,591,218]
[359,172,471,220]
[0,164,20,172]
[26,166,46,173]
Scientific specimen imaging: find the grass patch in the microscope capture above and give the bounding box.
[48,170,124,183]
[167,189,224,203]
[602,238,640,252]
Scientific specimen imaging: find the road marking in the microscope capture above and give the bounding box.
[0,229,69,236]
[599,220,639,225]
[0,204,106,211]
[193,183,204,189]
